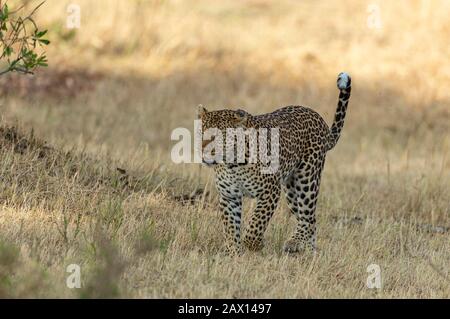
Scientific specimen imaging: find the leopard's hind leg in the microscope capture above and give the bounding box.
[282,155,325,253]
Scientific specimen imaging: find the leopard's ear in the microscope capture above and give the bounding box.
[234,109,250,127]
[197,105,208,118]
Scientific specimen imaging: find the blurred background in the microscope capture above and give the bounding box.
[0,0,449,216]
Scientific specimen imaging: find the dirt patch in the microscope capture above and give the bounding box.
[0,124,177,198]
[0,68,103,99]
[0,125,53,158]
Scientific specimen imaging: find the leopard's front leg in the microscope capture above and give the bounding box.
[243,182,281,251]
[218,193,243,255]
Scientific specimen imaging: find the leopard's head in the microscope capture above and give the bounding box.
[197,105,251,166]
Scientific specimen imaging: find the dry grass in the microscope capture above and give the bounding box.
[0,0,448,298]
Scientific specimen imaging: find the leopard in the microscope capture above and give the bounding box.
[197,72,352,254]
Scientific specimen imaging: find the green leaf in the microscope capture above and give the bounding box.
[38,39,50,45]
[4,46,12,56]
[3,4,9,19]
[35,30,48,38]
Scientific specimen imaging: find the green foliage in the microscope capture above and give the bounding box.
[0,1,50,76]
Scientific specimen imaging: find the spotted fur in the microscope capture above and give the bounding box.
[198,72,352,254]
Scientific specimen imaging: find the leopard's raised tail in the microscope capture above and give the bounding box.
[327,72,352,151]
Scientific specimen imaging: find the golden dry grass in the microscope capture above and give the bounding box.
[0,0,449,298]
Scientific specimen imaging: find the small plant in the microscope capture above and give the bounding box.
[0,240,19,297]
[54,212,83,246]
[100,198,124,236]
[79,225,126,298]
[0,1,50,76]
[134,221,159,256]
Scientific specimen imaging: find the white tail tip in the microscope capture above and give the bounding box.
[337,72,351,90]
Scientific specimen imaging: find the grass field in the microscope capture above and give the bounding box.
[0,0,448,298]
